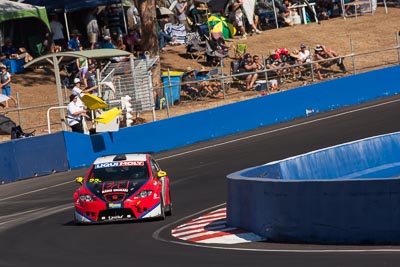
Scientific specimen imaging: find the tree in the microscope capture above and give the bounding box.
[137,0,162,98]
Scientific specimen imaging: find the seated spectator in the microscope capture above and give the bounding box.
[114,39,126,51]
[287,50,303,80]
[316,0,334,20]
[265,51,285,77]
[157,17,176,52]
[102,36,115,49]
[298,43,323,80]
[313,44,346,72]
[1,38,33,62]
[253,55,266,79]
[182,66,201,97]
[238,53,258,90]
[196,66,223,97]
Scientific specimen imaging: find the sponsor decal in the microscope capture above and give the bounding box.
[94,161,144,169]
[101,181,130,194]
[108,203,122,209]
[108,215,124,220]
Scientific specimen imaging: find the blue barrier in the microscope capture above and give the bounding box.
[0,132,68,183]
[227,132,400,244]
[0,65,399,182]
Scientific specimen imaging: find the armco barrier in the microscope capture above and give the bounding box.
[0,66,399,183]
[227,132,400,244]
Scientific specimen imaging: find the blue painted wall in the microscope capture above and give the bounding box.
[227,132,400,244]
[0,132,68,183]
[1,65,399,182]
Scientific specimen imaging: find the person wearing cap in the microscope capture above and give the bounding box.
[298,44,324,80]
[102,35,115,49]
[67,30,81,51]
[182,66,201,98]
[313,44,346,72]
[239,53,258,90]
[0,64,18,108]
[196,67,223,97]
[67,93,89,133]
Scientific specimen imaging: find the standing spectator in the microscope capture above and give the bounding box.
[76,44,89,81]
[107,5,123,43]
[49,14,66,50]
[84,64,99,97]
[67,94,89,133]
[67,30,81,51]
[176,0,190,32]
[127,3,142,36]
[0,64,18,108]
[86,8,101,50]
[229,0,247,39]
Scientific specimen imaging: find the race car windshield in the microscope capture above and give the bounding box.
[88,165,149,182]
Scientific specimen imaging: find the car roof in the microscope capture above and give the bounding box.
[93,153,148,164]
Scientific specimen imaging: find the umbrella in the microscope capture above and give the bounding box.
[208,15,236,39]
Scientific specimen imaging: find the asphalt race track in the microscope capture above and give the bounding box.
[2,95,400,266]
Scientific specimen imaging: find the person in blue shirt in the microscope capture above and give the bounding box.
[67,30,81,51]
[102,36,115,49]
[1,38,18,59]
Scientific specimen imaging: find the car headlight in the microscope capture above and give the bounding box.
[136,190,153,198]
[79,194,95,202]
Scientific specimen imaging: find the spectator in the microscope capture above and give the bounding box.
[84,64,99,97]
[253,55,266,78]
[76,44,89,80]
[67,94,89,133]
[313,44,346,72]
[124,28,142,54]
[42,32,60,54]
[182,66,201,96]
[127,3,142,35]
[0,64,18,108]
[196,66,223,97]
[157,17,176,52]
[102,36,115,49]
[49,14,66,50]
[265,51,285,76]
[107,5,123,43]
[67,30,81,51]
[229,0,247,39]
[239,53,258,90]
[298,43,323,80]
[1,38,18,60]
[176,0,190,32]
[86,8,101,50]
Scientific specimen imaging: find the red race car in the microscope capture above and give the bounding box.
[73,153,172,224]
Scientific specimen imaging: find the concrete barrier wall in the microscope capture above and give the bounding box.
[1,65,399,182]
[227,132,400,244]
[0,132,68,183]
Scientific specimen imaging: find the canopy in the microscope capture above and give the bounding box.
[208,15,236,39]
[24,49,132,131]
[0,0,50,30]
[21,0,123,13]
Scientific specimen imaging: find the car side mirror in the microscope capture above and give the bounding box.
[75,176,84,185]
[157,170,167,178]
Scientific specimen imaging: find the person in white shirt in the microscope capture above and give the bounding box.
[298,43,323,80]
[49,14,65,51]
[67,94,89,133]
